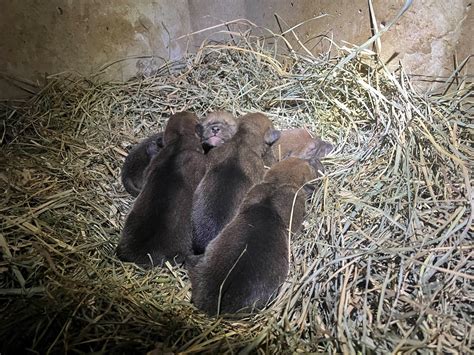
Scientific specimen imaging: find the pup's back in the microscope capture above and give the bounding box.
[189,158,320,315]
[191,113,280,255]
[117,112,206,267]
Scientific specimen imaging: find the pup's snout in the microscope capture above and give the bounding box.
[211,126,220,134]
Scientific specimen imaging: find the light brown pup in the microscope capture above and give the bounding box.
[197,111,238,152]
[191,113,280,255]
[121,133,164,197]
[188,157,323,315]
[272,128,333,161]
[117,112,206,267]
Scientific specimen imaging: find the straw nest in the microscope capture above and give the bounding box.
[1,24,472,354]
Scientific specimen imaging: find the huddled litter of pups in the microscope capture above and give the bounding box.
[118,111,333,315]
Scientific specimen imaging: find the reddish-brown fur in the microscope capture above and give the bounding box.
[272,128,333,161]
[188,158,323,315]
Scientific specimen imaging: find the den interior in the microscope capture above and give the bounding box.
[0,0,472,353]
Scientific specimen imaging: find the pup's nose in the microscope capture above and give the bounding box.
[211,126,220,134]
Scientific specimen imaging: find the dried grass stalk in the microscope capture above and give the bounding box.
[0,22,472,354]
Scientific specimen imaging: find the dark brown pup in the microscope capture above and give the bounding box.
[272,128,333,161]
[197,111,238,152]
[188,157,322,315]
[121,133,164,197]
[191,112,280,255]
[121,111,237,197]
[117,112,206,267]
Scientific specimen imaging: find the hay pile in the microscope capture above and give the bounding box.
[1,25,472,353]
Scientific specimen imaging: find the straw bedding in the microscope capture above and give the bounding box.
[0,26,472,354]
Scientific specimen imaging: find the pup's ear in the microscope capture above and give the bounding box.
[264,129,281,145]
[322,142,334,156]
[195,123,204,138]
[313,139,334,158]
[309,156,325,176]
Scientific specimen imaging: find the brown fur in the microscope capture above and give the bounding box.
[191,112,280,255]
[121,133,164,197]
[121,111,237,197]
[188,158,322,315]
[271,128,333,162]
[197,111,238,152]
[117,112,206,267]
